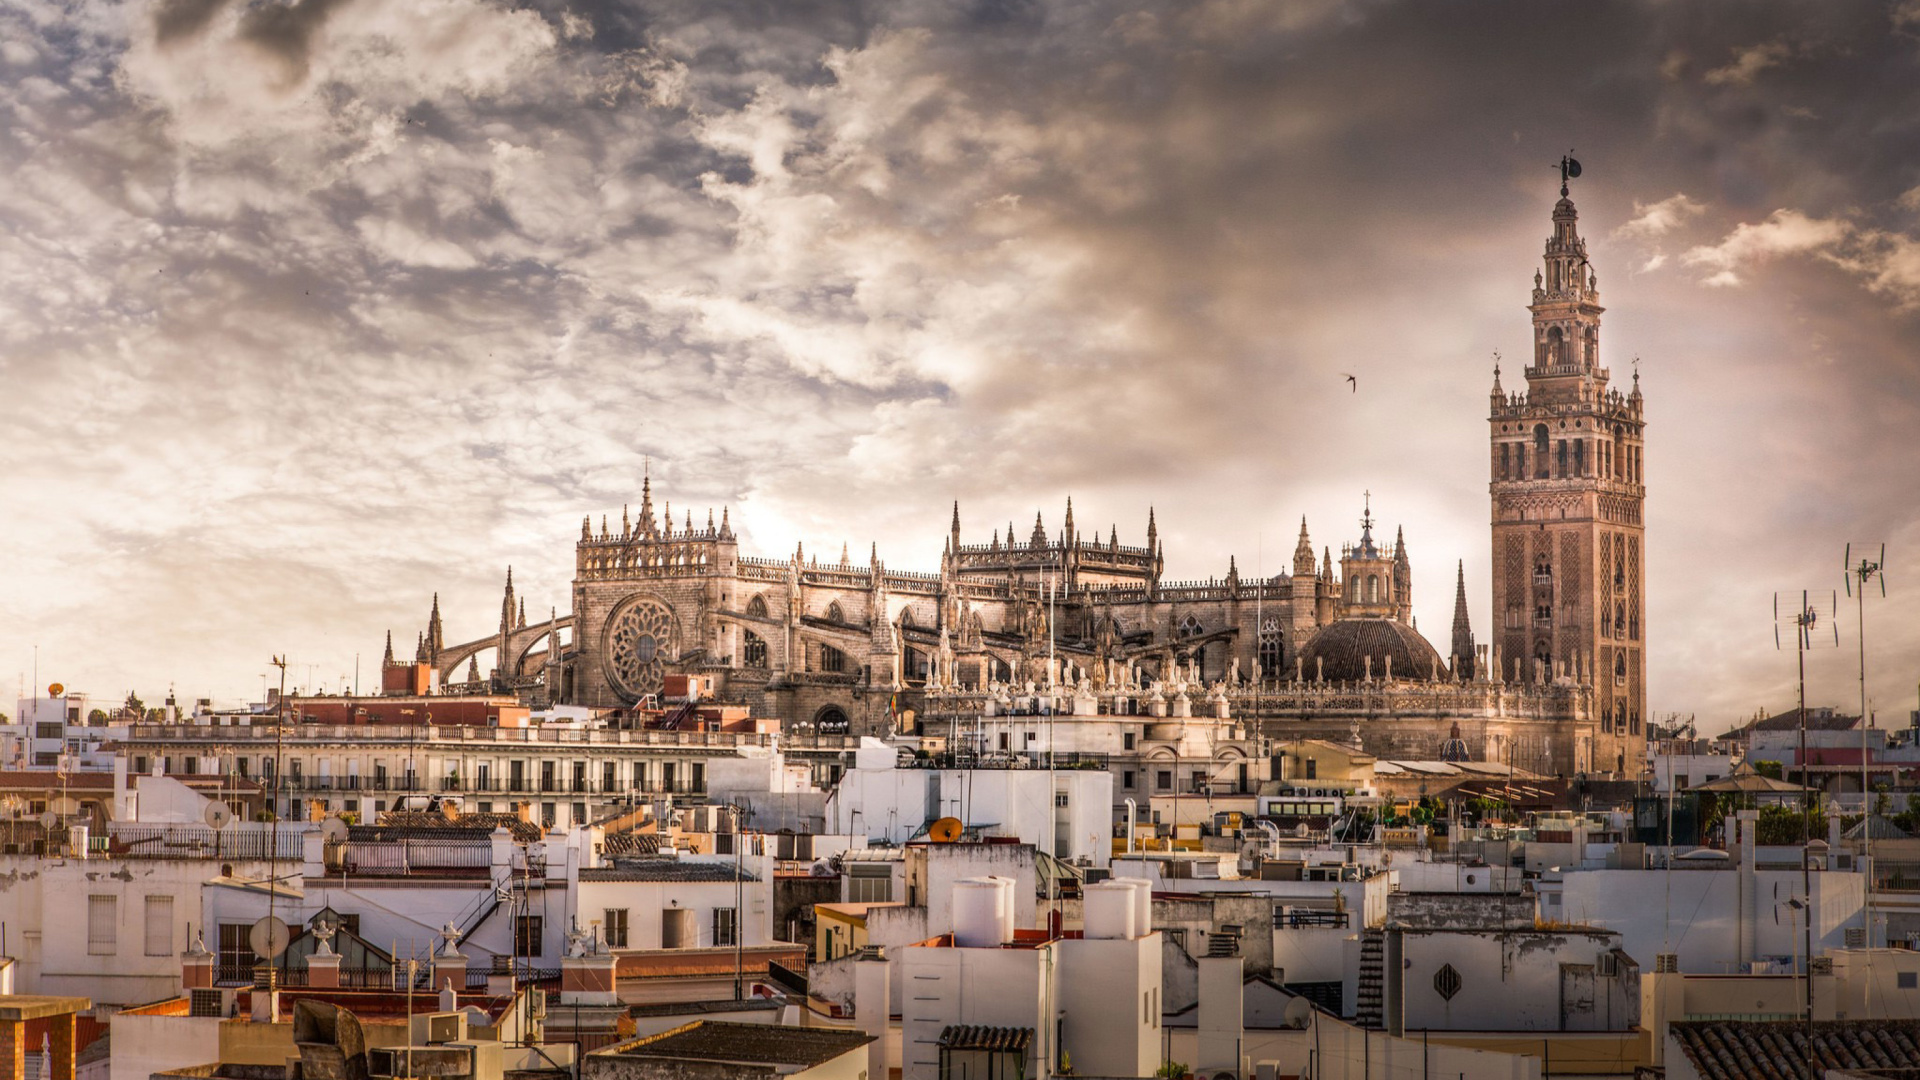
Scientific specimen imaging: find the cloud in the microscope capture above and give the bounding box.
[1680,209,1920,306]
[3,0,1920,733]
[1703,39,1791,86]
[1680,209,1852,286]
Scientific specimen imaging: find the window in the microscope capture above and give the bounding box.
[133,755,148,774]
[541,802,556,828]
[743,631,767,668]
[848,863,893,903]
[746,594,768,618]
[1123,770,1135,789]
[541,761,555,792]
[713,907,738,947]
[145,895,173,957]
[604,908,629,949]
[819,645,847,674]
[1499,444,1511,479]
[602,762,617,792]
[1025,732,1037,745]
[662,762,677,791]
[515,916,544,957]
[1192,770,1207,792]
[35,722,62,739]
[88,895,117,955]
[1534,424,1550,478]
[573,761,587,792]
[1367,575,1379,603]
[217,922,258,982]
[1157,770,1172,790]
[826,602,844,623]
[1178,616,1203,638]
[1123,732,1136,750]
[477,763,491,790]
[572,802,587,825]
[1258,618,1283,677]
[691,762,706,792]
[1305,758,1318,780]
[509,760,526,792]
[1054,793,1069,808]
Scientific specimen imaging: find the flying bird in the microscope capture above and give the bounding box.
[1342,373,1357,393]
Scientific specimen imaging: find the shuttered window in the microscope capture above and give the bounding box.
[145,896,174,956]
[88,895,116,955]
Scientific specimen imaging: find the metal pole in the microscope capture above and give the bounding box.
[1797,594,1814,1080]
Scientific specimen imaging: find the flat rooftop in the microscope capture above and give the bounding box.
[596,1020,873,1067]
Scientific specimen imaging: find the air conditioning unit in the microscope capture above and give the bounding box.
[410,1011,466,1045]
[189,987,239,1018]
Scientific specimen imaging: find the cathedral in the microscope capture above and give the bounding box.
[408,177,1649,778]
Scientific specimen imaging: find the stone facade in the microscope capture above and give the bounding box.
[413,184,1646,778]
[1488,185,1649,775]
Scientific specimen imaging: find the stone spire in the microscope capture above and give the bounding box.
[1451,559,1475,680]
[719,506,733,539]
[1392,525,1412,620]
[1293,516,1315,576]
[1029,511,1047,549]
[517,598,527,629]
[1063,497,1075,545]
[1146,507,1158,553]
[383,630,394,665]
[638,469,656,536]
[428,593,444,654]
[950,501,961,551]
[415,631,428,662]
[622,505,630,538]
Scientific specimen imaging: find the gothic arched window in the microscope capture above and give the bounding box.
[1556,440,1568,477]
[1614,602,1626,639]
[1367,575,1380,603]
[1499,444,1511,480]
[742,631,767,668]
[899,607,915,629]
[819,644,846,673]
[745,594,768,618]
[1545,326,1564,367]
[1614,653,1627,684]
[826,602,845,624]
[1533,425,1550,479]
[1179,615,1204,638]
[1574,440,1586,477]
[1258,619,1283,678]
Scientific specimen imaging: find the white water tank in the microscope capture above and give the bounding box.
[1121,877,1153,935]
[1083,882,1136,940]
[953,879,1007,948]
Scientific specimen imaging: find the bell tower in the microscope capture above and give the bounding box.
[1489,158,1647,775]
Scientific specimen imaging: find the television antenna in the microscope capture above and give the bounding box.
[1774,588,1838,1074]
[1846,543,1889,1015]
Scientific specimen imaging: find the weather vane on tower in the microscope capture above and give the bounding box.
[1558,152,1582,197]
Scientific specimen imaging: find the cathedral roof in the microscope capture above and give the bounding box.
[1297,617,1448,683]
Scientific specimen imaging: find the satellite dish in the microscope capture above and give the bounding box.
[47,683,64,697]
[1282,997,1315,1030]
[204,802,234,830]
[321,816,349,843]
[928,817,964,844]
[250,916,290,959]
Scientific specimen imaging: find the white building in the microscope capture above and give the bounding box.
[827,739,1112,865]
[896,877,1161,1080]
[1541,812,1868,975]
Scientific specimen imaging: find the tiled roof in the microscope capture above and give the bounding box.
[601,831,663,855]
[580,858,757,883]
[938,1026,1033,1053]
[363,812,542,841]
[600,1020,872,1066]
[1672,1019,1920,1080]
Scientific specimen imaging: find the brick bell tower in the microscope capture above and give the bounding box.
[1489,157,1647,776]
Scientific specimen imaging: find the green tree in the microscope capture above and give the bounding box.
[1750,760,1784,781]
[87,709,108,724]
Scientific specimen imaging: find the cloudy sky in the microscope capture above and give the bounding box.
[3,0,1917,730]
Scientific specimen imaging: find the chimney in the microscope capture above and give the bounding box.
[1197,954,1243,1077]
[855,947,890,1080]
[182,930,214,990]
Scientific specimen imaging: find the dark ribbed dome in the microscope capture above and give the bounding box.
[1296,617,1448,683]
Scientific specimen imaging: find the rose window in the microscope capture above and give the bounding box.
[604,597,676,700]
